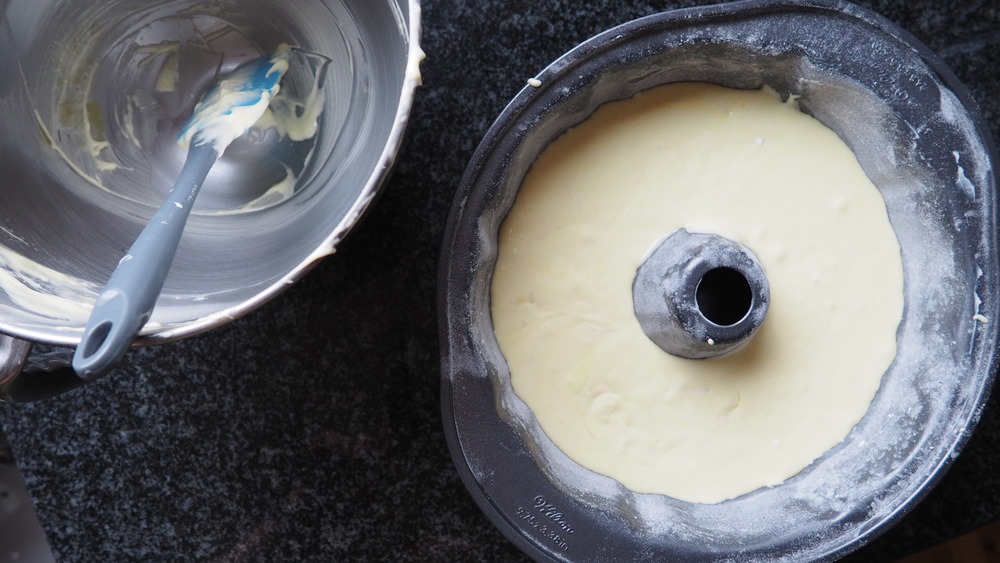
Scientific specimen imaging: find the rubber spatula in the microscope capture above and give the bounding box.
[73,44,293,381]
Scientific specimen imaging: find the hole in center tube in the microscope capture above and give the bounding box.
[696,267,753,326]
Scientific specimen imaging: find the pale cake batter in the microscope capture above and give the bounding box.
[491,82,904,504]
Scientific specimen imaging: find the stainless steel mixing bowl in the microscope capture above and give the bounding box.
[440,0,999,560]
[0,0,422,400]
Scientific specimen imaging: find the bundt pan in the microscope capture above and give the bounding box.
[440,0,998,561]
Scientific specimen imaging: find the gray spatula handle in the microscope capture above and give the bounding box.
[73,143,219,381]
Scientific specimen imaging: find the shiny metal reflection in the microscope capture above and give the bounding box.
[0,0,422,399]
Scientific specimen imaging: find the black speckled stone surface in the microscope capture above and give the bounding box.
[1,1,999,561]
[0,430,12,465]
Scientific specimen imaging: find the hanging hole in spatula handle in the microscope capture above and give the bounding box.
[73,288,152,382]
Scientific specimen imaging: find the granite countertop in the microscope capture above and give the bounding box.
[2,0,999,561]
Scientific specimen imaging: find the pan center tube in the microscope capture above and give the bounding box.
[633,229,770,359]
